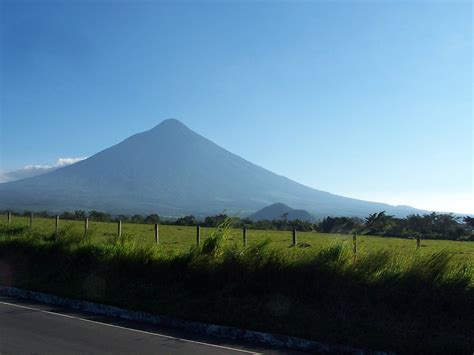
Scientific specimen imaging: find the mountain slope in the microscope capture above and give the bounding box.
[0,119,423,217]
[249,203,315,222]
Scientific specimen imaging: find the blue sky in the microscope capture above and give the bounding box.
[1,0,472,214]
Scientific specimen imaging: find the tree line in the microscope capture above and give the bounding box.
[3,209,473,241]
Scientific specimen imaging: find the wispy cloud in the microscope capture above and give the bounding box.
[56,157,86,166]
[0,157,87,183]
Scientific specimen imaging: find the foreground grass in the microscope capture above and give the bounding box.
[0,222,473,353]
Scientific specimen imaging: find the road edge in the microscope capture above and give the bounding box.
[0,286,392,354]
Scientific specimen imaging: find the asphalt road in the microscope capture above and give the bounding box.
[0,296,300,355]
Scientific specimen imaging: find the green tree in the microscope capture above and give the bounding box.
[89,210,111,222]
[131,214,144,223]
[364,211,395,235]
[174,215,197,226]
[145,214,160,224]
[74,210,86,220]
[463,216,474,229]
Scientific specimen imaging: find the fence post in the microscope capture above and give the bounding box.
[117,220,122,238]
[292,229,297,247]
[196,225,201,246]
[353,232,357,256]
[84,218,89,235]
[29,212,33,228]
[7,211,11,225]
[243,227,247,247]
[416,234,421,250]
[55,216,59,233]
[154,223,159,245]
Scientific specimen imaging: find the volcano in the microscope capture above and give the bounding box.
[0,119,422,217]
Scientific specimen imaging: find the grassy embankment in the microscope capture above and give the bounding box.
[0,214,473,353]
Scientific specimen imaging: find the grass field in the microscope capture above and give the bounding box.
[0,214,473,353]
[2,214,474,262]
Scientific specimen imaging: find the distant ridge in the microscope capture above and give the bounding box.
[249,203,315,222]
[0,119,425,217]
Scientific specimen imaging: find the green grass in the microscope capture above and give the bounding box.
[3,214,474,262]
[0,215,473,353]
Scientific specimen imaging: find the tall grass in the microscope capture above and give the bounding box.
[0,220,472,353]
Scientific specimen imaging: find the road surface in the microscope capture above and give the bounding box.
[0,296,300,354]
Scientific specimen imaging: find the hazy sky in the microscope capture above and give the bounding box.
[1,0,472,214]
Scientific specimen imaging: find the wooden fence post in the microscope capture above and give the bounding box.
[243,227,247,247]
[55,216,59,233]
[29,212,33,228]
[117,220,122,238]
[84,218,89,235]
[154,223,159,245]
[353,233,357,256]
[7,211,11,225]
[196,225,201,246]
[416,235,421,250]
[292,229,297,247]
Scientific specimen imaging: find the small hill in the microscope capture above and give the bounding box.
[249,203,315,222]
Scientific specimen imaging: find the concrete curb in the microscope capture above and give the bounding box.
[0,286,393,354]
